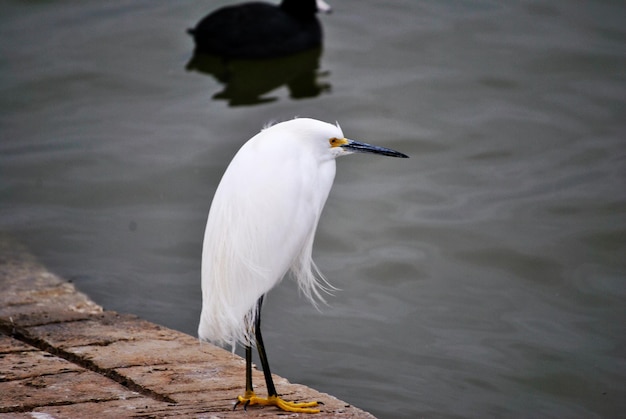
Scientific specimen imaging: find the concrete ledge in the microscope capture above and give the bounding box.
[0,235,375,418]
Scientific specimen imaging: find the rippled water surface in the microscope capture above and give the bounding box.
[1,1,625,417]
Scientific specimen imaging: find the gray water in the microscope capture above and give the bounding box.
[1,1,625,417]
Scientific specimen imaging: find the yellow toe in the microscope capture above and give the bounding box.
[235,393,319,414]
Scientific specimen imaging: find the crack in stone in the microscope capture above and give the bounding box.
[0,320,177,405]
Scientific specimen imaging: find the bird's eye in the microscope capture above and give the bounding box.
[329,138,341,147]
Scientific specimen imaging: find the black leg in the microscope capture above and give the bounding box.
[254,296,278,397]
[245,344,253,393]
[234,323,255,410]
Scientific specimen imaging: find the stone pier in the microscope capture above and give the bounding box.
[0,236,375,418]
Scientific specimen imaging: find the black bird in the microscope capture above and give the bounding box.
[187,0,331,59]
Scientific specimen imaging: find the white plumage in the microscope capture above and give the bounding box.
[199,118,341,347]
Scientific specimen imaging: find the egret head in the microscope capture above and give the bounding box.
[266,118,409,160]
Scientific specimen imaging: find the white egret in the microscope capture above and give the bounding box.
[199,118,408,413]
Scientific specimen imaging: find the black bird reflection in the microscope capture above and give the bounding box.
[186,48,330,107]
[186,0,331,106]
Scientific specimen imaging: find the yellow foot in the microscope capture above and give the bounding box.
[235,391,320,413]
